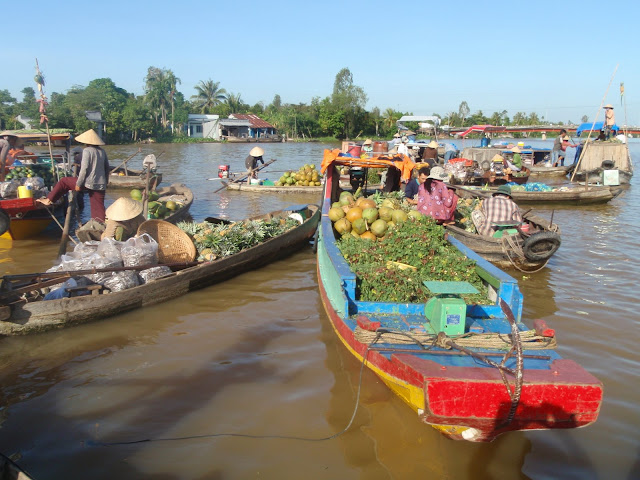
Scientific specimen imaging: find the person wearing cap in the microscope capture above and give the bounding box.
[0,132,18,181]
[101,197,145,241]
[362,138,373,154]
[420,140,439,166]
[478,185,522,237]
[404,166,429,205]
[37,129,110,221]
[245,146,264,179]
[604,104,615,139]
[550,129,577,167]
[416,166,457,224]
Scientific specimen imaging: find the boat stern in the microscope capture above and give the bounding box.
[399,355,603,442]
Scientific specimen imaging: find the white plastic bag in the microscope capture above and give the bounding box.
[121,234,158,267]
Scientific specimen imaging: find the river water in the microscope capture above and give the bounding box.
[0,140,638,479]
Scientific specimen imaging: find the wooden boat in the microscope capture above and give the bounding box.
[0,204,320,335]
[571,141,633,185]
[1,452,34,480]
[529,164,572,177]
[444,190,561,270]
[451,183,624,206]
[226,182,323,194]
[108,167,163,189]
[0,197,65,241]
[316,153,602,442]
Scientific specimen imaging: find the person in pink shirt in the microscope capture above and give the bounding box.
[416,166,458,224]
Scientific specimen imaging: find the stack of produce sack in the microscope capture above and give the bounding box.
[43,235,172,299]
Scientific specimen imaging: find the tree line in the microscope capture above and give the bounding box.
[0,67,586,144]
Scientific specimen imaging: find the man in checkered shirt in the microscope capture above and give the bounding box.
[478,185,522,237]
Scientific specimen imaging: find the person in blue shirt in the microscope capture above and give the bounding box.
[404,166,429,205]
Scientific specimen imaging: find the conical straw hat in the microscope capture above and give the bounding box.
[75,129,105,146]
[250,146,264,157]
[427,140,439,148]
[106,197,143,221]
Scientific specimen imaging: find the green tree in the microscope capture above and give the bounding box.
[581,115,589,123]
[122,96,154,141]
[0,90,17,130]
[512,112,527,125]
[225,92,246,114]
[191,79,227,113]
[145,67,170,127]
[166,69,181,133]
[370,107,381,137]
[331,68,367,139]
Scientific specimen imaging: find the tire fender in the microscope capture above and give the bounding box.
[522,231,561,262]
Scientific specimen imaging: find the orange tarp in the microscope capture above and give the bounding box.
[321,149,416,181]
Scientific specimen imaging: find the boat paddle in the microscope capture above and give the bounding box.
[213,159,277,193]
[110,148,142,175]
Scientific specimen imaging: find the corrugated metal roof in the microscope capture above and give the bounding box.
[229,114,274,129]
[219,119,251,127]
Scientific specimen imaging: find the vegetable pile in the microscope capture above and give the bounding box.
[332,195,489,304]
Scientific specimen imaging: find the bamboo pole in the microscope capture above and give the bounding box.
[571,64,619,182]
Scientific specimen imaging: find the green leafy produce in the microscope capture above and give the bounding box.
[177,217,300,261]
[337,216,489,304]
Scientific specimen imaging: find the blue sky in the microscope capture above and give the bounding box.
[3,0,638,124]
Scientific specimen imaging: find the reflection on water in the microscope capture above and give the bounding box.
[0,141,639,479]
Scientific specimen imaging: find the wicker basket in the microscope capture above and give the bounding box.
[136,220,197,263]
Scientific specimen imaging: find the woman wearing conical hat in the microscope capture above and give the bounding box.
[37,129,110,222]
[101,197,144,241]
[245,146,264,179]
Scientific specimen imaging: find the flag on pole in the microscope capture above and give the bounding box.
[620,82,624,105]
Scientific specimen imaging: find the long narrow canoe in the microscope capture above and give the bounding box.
[450,183,625,206]
[108,167,163,189]
[226,182,323,194]
[317,152,602,442]
[0,204,319,335]
[529,165,572,177]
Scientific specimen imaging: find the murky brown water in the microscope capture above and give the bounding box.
[1,141,638,479]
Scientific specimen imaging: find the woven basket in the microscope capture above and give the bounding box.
[136,220,197,263]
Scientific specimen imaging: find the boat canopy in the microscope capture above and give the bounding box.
[457,125,507,138]
[575,122,619,137]
[321,149,416,181]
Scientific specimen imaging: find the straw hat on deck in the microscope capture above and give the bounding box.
[106,197,143,222]
[75,129,105,146]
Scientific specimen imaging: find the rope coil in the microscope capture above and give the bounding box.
[354,326,556,350]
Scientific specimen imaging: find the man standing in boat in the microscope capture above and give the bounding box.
[604,104,615,139]
[37,129,110,222]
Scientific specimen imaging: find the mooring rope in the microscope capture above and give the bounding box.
[501,234,549,273]
[354,326,556,350]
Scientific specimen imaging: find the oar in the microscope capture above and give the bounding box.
[110,148,142,174]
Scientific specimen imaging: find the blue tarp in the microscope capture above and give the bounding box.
[575,122,619,137]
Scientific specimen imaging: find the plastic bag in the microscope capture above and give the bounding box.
[121,234,158,267]
[96,237,124,267]
[73,240,101,259]
[23,176,45,190]
[0,180,19,198]
[102,270,140,292]
[138,266,172,284]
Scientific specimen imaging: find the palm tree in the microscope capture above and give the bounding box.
[383,108,397,133]
[191,80,227,113]
[145,67,169,127]
[166,69,180,133]
[225,92,243,114]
